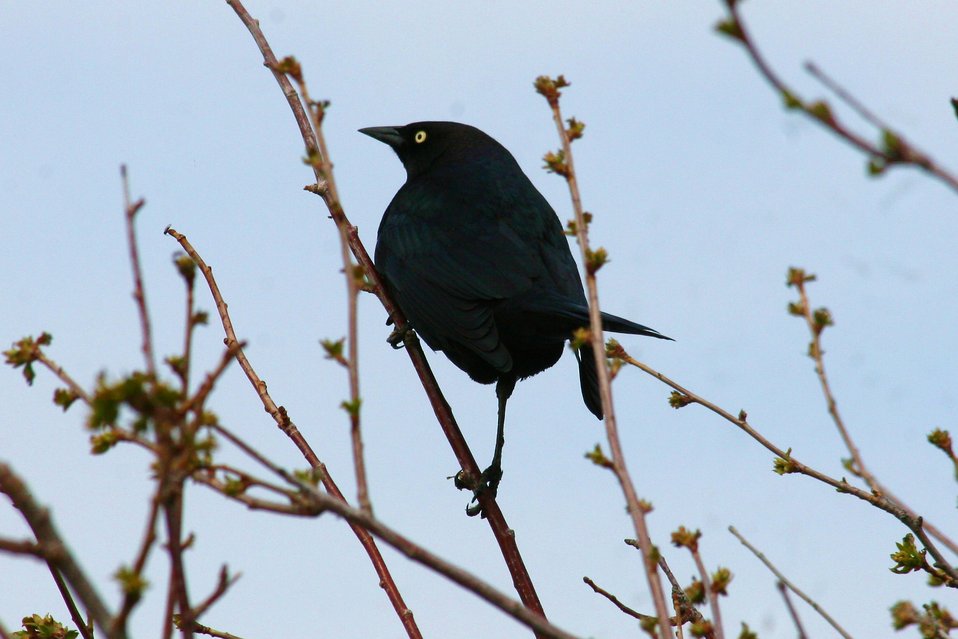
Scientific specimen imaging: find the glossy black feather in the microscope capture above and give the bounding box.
[363,121,669,419]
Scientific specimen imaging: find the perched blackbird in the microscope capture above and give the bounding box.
[361,121,669,513]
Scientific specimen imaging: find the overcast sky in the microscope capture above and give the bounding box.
[3,2,958,638]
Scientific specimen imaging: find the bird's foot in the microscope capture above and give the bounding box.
[386,324,410,349]
[454,464,503,518]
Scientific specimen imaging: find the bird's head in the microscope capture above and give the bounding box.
[360,121,500,180]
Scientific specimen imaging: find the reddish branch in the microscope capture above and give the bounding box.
[535,75,673,638]
[120,165,157,377]
[720,1,958,194]
[165,224,422,639]
[729,527,850,639]
[0,463,119,639]
[791,273,958,558]
[204,469,582,639]
[221,0,548,630]
[612,341,958,586]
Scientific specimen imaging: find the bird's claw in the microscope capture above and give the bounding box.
[454,465,502,518]
[386,324,410,349]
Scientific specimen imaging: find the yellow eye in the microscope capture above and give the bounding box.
[414,130,427,144]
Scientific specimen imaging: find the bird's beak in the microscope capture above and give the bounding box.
[359,126,404,149]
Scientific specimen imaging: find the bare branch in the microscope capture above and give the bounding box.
[582,576,645,621]
[535,75,672,638]
[46,562,94,639]
[0,462,120,639]
[289,68,369,515]
[719,4,958,193]
[191,623,246,639]
[34,351,91,405]
[120,165,157,376]
[0,537,45,556]
[790,272,958,558]
[729,526,851,639]
[613,343,958,586]
[190,565,241,621]
[689,546,725,639]
[776,581,808,639]
[111,487,163,636]
[175,4,551,623]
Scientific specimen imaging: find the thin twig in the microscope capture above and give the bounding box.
[612,343,958,586]
[0,463,120,639]
[191,623,246,639]
[729,527,851,639]
[164,221,425,638]
[582,576,646,621]
[656,554,707,636]
[46,562,94,639]
[792,275,958,558]
[536,75,672,639]
[180,256,197,395]
[0,537,44,556]
[111,486,163,635]
[776,581,808,639]
[689,547,725,639]
[183,340,244,415]
[35,351,91,404]
[190,565,241,621]
[212,474,583,639]
[234,3,550,617]
[120,165,157,376]
[793,276,875,494]
[209,423,298,486]
[293,72,370,515]
[162,484,193,639]
[721,3,958,193]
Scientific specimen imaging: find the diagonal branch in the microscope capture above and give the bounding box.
[0,463,121,639]
[535,75,673,639]
[214,1,550,627]
[612,342,958,586]
[120,165,157,376]
[718,2,958,194]
[730,526,850,639]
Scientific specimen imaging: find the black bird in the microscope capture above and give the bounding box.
[361,121,669,513]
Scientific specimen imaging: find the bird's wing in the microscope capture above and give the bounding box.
[375,199,548,374]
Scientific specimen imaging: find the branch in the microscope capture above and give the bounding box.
[535,75,672,638]
[219,474,583,639]
[0,463,120,639]
[717,2,958,194]
[207,1,550,626]
[729,526,851,639]
[292,71,369,514]
[120,165,157,376]
[111,486,163,636]
[612,342,958,586]
[163,224,423,638]
[582,576,645,621]
[689,547,724,639]
[789,269,958,558]
[776,581,808,639]
[189,565,241,621]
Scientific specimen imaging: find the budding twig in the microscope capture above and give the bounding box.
[536,74,673,639]
[729,526,851,639]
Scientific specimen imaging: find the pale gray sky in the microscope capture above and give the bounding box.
[3,2,957,638]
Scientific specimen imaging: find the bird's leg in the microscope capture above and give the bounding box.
[465,376,515,517]
[385,317,411,349]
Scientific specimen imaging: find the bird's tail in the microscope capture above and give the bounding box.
[600,310,672,340]
[576,314,672,420]
[577,344,604,419]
